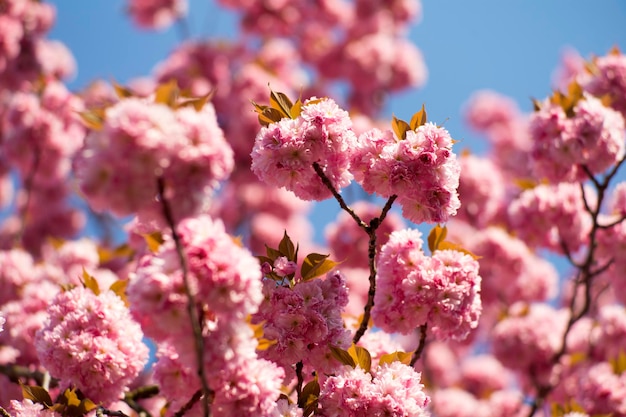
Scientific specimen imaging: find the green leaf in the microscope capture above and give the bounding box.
[409,104,427,130]
[427,225,447,253]
[329,346,356,368]
[278,231,296,261]
[348,345,372,373]
[300,253,340,281]
[378,351,412,367]
[391,115,411,140]
[21,384,53,406]
[81,268,100,296]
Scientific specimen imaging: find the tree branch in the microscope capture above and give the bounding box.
[157,177,212,417]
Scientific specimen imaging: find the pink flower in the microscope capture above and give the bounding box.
[508,183,592,252]
[127,0,188,30]
[9,400,58,417]
[373,229,482,340]
[319,362,429,417]
[251,97,357,201]
[352,123,461,223]
[253,272,351,373]
[575,362,626,415]
[492,303,568,384]
[210,357,285,417]
[129,215,263,344]
[529,94,625,182]
[35,286,149,405]
[583,52,626,119]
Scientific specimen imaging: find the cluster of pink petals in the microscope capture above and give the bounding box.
[127,0,188,30]
[0,0,72,90]
[508,183,592,252]
[9,399,58,417]
[352,123,461,223]
[325,201,405,268]
[251,97,357,201]
[253,271,351,373]
[529,94,625,182]
[210,356,285,417]
[492,303,568,384]
[466,227,558,307]
[431,388,526,417]
[0,280,59,366]
[74,97,233,225]
[582,52,626,119]
[318,361,429,417]
[574,362,626,415]
[455,154,506,227]
[372,229,482,340]
[35,286,149,405]
[463,90,533,180]
[1,81,85,185]
[128,215,262,343]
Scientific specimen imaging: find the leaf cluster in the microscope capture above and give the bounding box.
[251,89,305,127]
[79,268,129,306]
[391,104,427,140]
[22,385,97,417]
[79,79,214,131]
[427,225,478,259]
[257,231,340,284]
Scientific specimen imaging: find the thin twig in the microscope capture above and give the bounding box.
[410,325,428,367]
[124,385,160,417]
[0,364,57,387]
[97,407,130,417]
[312,162,367,229]
[0,406,12,417]
[525,160,624,416]
[157,177,211,417]
[174,390,203,417]
[295,361,304,401]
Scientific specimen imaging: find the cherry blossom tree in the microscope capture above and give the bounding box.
[0,1,625,417]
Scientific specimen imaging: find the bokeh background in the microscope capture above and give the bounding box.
[47,0,626,240]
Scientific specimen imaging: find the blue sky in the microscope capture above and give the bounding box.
[47,1,626,241]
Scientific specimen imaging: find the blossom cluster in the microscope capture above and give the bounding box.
[372,229,482,340]
[318,362,430,416]
[253,271,351,375]
[35,286,149,405]
[75,95,234,227]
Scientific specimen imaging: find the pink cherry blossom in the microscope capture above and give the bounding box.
[35,286,149,405]
[373,229,482,340]
[127,0,188,30]
[318,362,429,417]
[251,97,357,201]
[583,52,626,118]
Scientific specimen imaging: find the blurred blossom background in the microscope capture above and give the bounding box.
[47,0,626,241]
